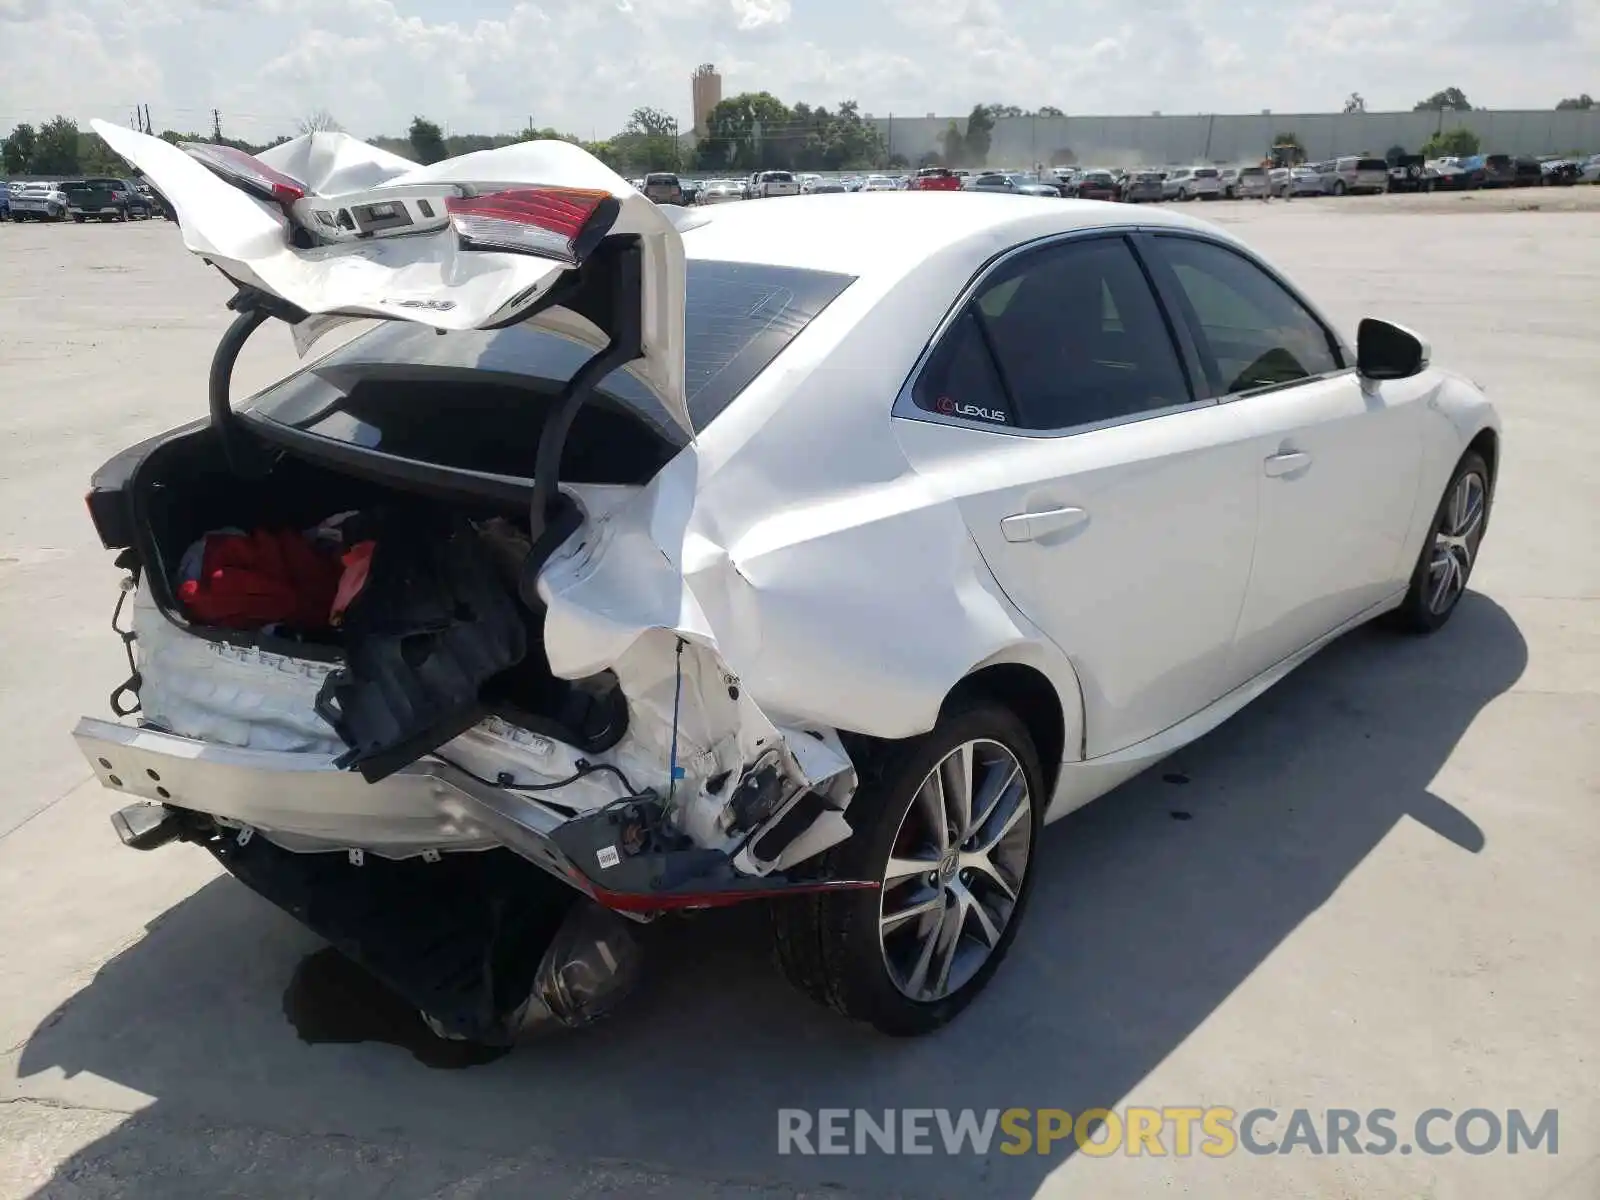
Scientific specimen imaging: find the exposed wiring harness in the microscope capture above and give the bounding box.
[433,753,643,802]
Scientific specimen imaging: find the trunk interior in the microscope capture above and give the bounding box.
[125,424,629,777]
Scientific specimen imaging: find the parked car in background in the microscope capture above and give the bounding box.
[1539,157,1580,186]
[909,166,963,191]
[861,174,898,192]
[0,183,9,221]
[10,181,68,221]
[1478,155,1520,188]
[1070,170,1119,201]
[1120,171,1165,203]
[1165,167,1220,201]
[641,173,685,205]
[1287,165,1327,196]
[1427,157,1474,190]
[1235,165,1271,199]
[65,177,155,221]
[809,180,848,194]
[797,174,822,193]
[1580,154,1600,184]
[697,179,743,205]
[1510,157,1544,187]
[1386,154,1431,193]
[755,170,799,198]
[1328,156,1389,195]
[1218,167,1241,198]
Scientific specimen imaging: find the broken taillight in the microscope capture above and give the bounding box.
[444,187,620,266]
[180,141,307,207]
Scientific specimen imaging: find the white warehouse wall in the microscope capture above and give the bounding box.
[871,110,1600,167]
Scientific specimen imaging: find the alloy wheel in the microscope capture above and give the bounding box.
[1428,470,1485,614]
[878,739,1033,1004]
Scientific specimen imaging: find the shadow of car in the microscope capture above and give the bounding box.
[17,594,1521,1198]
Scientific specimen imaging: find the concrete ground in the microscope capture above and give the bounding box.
[0,189,1596,1199]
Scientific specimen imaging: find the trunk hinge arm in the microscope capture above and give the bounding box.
[518,241,645,609]
[210,287,309,478]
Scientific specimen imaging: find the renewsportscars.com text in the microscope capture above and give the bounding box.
[777,1107,1559,1158]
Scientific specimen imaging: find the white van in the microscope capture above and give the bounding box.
[1329,156,1390,195]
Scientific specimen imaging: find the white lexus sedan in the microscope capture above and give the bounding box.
[75,126,1499,1043]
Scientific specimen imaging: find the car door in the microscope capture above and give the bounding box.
[1142,233,1427,682]
[891,232,1262,758]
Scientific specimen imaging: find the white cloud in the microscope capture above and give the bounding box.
[729,0,790,30]
[0,0,1594,141]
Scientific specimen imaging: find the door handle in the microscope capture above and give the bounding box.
[1001,507,1088,543]
[1264,451,1312,477]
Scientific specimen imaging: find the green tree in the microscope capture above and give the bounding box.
[614,105,680,171]
[988,104,1025,118]
[1036,106,1065,118]
[1343,91,1367,113]
[964,104,996,164]
[1555,94,1594,110]
[694,92,792,172]
[1048,146,1078,167]
[30,116,82,175]
[408,116,448,164]
[77,132,131,176]
[1385,143,1409,164]
[298,109,343,135]
[1421,127,1480,157]
[2,123,37,174]
[1414,87,1473,112]
[940,119,966,166]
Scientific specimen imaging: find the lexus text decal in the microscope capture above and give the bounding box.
[935,395,1007,424]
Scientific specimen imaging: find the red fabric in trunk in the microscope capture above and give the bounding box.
[177,530,342,631]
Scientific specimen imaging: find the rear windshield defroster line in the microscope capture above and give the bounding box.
[246,260,857,443]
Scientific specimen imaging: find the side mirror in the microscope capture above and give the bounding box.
[1357,317,1430,381]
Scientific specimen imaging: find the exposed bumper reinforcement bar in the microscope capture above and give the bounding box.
[76,717,875,914]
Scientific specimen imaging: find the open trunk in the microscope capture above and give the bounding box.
[110,421,635,774]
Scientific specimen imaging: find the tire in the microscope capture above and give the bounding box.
[771,702,1044,1036]
[73,215,85,223]
[1333,180,1347,196]
[1389,450,1491,634]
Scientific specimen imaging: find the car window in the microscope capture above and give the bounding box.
[1154,236,1343,396]
[915,236,1193,432]
[248,260,856,444]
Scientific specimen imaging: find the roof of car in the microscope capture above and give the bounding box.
[677,190,1217,278]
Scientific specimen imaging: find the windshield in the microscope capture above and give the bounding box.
[247,260,857,452]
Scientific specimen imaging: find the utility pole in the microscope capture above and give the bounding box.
[144,104,152,135]
[212,109,222,140]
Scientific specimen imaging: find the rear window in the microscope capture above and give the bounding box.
[1193,168,1219,178]
[247,260,857,446]
[762,172,794,183]
[1240,167,1266,177]
[644,173,679,185]
[1356,158,1387,171]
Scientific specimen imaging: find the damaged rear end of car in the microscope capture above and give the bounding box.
[73,121,870,1045]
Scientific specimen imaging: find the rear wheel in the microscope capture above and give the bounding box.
[1334,180,1348,196]
[73,215,85,224]
[772,703,1043,1036]
[1390,451,1490,634]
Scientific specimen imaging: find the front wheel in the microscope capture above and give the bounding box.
[1389,450,1490,634]
[1333,181,1348,196]
[772,703,1043,1036]
[73,214,86,223]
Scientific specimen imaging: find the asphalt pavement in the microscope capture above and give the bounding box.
[0,189,1595,1199]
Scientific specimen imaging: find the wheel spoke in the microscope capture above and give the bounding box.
[881,891,943,935]
[930,899,965,997]
[966,889,1003,949]
[974,789,1029,857]
[884,854,939,884]
[916,773,948,854]
[961,849,1018,903]
[941,743,973,845]
[967,762,1020,844]
[904,906,945,996]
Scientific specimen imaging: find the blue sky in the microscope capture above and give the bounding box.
[1,0,1594,142]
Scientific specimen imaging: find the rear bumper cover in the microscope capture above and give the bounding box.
[76,717,874,914]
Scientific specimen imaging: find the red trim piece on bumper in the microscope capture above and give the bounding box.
[573,872,879,914]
